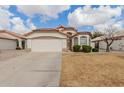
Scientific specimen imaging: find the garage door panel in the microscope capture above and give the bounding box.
[31,39,62,52]
[0,39,16,50]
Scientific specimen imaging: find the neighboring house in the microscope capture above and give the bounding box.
[0,30,26,50]
[25,25,91,52]
[91,35,124,51]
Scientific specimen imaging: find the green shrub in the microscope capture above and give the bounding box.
[73,45,81,52]
[92,48,99,52]
[16,46,21,50]
[82,45,92,53]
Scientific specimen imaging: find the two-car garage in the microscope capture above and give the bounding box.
[31,38,62,52]
[25,30,67,52]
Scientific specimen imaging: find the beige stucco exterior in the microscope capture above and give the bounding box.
[25,26,91,52]
[26,32,67,39]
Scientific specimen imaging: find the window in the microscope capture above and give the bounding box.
[74,37,78,45]
[80,36,87,45]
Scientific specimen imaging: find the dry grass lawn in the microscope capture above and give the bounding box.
[60,52,124,87]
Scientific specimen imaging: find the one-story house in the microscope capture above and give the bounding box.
[24,25,91,52]
[91,35,124,51]
[0,30,26,50]
[0,26,91,52]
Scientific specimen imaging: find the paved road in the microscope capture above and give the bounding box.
[0,52,61,87]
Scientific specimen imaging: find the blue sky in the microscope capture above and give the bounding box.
[0,5,124,33]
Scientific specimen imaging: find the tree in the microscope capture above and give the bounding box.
[92,31,103,39]
[100,25,117,52]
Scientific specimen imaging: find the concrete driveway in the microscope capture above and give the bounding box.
[0,52,61,87]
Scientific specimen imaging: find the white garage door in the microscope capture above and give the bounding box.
[31,39,62,52]
[0,39,16,50]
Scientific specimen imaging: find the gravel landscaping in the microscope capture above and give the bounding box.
[60,52,124,87]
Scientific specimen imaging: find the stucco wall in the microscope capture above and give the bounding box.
[26,32,67,39]
[62,39,67,49]
[0,39,16,49]
[27,39,32,49]
[91,42,95,48]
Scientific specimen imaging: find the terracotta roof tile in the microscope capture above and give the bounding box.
[56,25,77,32]
[92,35,124,42]
[72,32,92,37]
[0,33,16,40]
[0,30,26,39]
[24,28,68,37]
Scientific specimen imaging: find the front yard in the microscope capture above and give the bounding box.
[60,52,124,87]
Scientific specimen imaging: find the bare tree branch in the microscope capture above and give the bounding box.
[95,24,117,52]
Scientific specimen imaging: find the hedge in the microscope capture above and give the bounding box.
[73,45,81,52]
[82,45,92,53]
[92,48,99,52]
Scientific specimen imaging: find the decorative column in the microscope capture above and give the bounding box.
[78,36,80,45]
[18,39,22,49]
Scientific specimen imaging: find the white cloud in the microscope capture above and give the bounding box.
[94,20,124,35]
[17,5,70,22]
[0,6,13,29]
[112,20,124,30]
[68,5,123,27]
[10,17,28,33]
[0,5,10,9]
[26,19,36,30]
[10,17,36,34]
[0,6,36,34]
[94,14,124,32]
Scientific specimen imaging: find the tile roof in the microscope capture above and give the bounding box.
[56,25,77,32]
[72,32,92,37]
[24,28,68,37]
[0,30,26,39]
[91,35,124,42]
[91,30,124,42]
[0,33,16,40]
[91,36,103,42]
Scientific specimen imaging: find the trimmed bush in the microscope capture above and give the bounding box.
[16,46,21,50]
[82,45,92,53]
[73,45,81,52]
[92,48,99,52]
